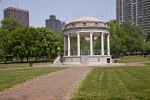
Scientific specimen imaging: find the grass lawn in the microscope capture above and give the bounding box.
[0,62,52,69]
[143,63,150,66]
[0,58,55,64]
[0,67,66,92]
[117,56,150,63]
[72,67,150,100]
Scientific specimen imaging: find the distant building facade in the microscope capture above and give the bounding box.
[45,15,66,35]
[4,7,29,26]
[116,0,150,36]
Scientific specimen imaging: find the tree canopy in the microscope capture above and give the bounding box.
[107,21,145,57]
[0,18,60,62]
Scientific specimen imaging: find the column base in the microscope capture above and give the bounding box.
[62,55,112,65]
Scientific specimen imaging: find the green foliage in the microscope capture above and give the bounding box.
[58,31,64,56]
[0,18,22,62]
[73,67,150,100]
[110,35,121,54]
[11,27,59,61]
[12,26,34,61]
[107,22,145,56]
[1,18,22,32]
[146,32,150,41]
[94,37,101,50]
[36,27,59,58]
[0,18,59,62]
[0,29,12,60]
[142,41,150,54]
[83,39,90,50]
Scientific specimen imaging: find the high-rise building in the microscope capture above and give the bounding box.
[45,15,66,35]
[142,0,150,35]
[116,0,150,36]
[4,7,29,26]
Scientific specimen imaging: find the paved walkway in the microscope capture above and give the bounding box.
[0,67,92,100]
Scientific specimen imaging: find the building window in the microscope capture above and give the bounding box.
[95,23,98,26]
[83,23,86,26]
[72,24,75,28]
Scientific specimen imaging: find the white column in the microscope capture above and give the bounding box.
[107,33,110,55]
[101,32,104,55]
[92,37,94,55]
[90,32,93,55]
[64,36,66,56]
[77,32,80,56]
[68,34,70,56]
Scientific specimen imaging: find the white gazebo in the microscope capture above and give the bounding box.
[63,17,112,65]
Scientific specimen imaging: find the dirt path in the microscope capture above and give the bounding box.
[0,67,92,100]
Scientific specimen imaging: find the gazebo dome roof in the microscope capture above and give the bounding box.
[71,17,102,23]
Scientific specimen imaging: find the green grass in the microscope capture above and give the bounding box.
[0,63,29,69]
[117,56,150,63]
[143,63,150,66]
[0,62,52,69]
[0,67,66,92]
[72,67,150,100]
[0,58,55,64]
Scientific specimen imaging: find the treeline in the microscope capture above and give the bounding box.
[0,18,60,63]
[108,22,150,57]
[0,18,150,63]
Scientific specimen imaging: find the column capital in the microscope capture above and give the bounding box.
[90,32,93,34]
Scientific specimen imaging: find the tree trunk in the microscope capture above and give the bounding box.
[21,58,23,62]
[35,57,37,62]
[27,56,29,62]
[122,53,124,60]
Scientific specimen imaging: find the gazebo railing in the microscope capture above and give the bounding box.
[93,50,101,55]
[65,50,108,56]
[71,50,78,55]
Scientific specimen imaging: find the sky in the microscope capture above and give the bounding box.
[0,0,116,27]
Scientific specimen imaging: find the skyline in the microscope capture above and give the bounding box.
[0,0,116,27]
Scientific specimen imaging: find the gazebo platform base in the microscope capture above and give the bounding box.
[62,55,112,66]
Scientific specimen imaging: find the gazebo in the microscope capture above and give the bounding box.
[63,17,112,65]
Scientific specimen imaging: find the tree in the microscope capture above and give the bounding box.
[36,27,59,59]
[0,18,22,64]
[1,18,22,31]
[0,29,10,63]
[122,21,144,54]
[108,21,144,57]
[58,31,64,56]
[142,41,150,54]
[12,26,30,62]
[146,32,150,41]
